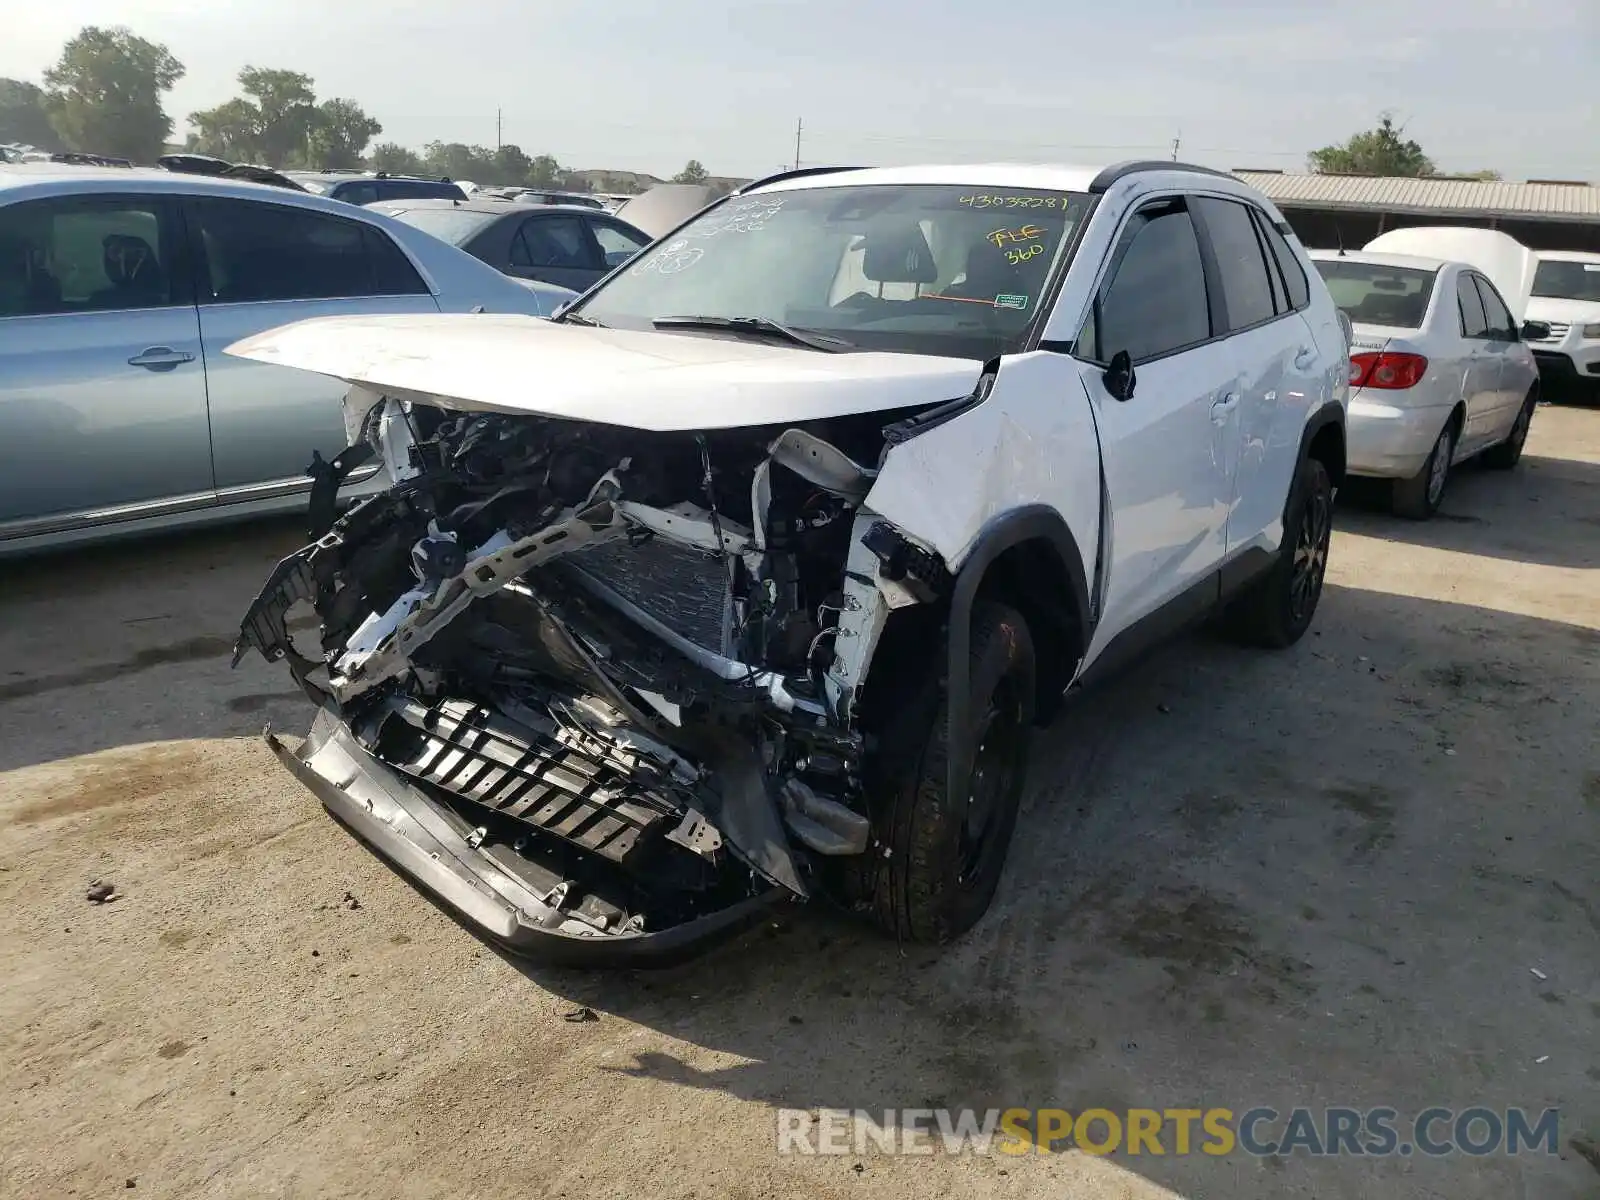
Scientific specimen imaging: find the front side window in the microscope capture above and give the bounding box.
[1474,276,1517,341]
[568,183,1092,359]
[1314,260,1438,329]
[1080,199,1210,364]
[1456,273,1489,338]
[188,197,426,302]
[1193,196,1277,331]
[1531,259,1600,302]
[591,219,650,268]
[0,195,177,317]
[513,215,596,269]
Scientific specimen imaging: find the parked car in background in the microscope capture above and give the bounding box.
[1310,249,1543,518]
[1363,226,1600,400]
[290,171,467,205]
[158,154,309,192]
[485,187,606,210]
[0,164,574,556]
[231,161,1349,964]
[370,198,653,291]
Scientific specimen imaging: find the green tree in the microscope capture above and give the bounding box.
[304,98,381,169]
[237,67,316,166]
[672,159,709,184]
[42,26,184,162]
[1308,114,1434,177]
[421,141,492,181]
[186,97,259,161]
[0,79,59,150]
[526,153,564,187]
[369,141,426,175]
[490,143,534,185]
[1459,168,1502,182]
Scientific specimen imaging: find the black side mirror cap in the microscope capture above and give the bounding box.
[1103,349,1136,401]
[1520,320,1551,341]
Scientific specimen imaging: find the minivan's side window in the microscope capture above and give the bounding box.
[1474,276,1517,341]
[1193,197,1277,331]
[512,215,596,270]
[1080,199,1210,364]
[1456,273,1489,338]
[0,196,179,317]
[188,198,428,302]
[1252,211,1311,311]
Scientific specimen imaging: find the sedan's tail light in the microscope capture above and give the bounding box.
[1350,351,1428,389]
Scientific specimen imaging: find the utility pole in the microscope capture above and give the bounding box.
[1171,130,1181,161]
[794,118,802,171]
[496,108,502,152]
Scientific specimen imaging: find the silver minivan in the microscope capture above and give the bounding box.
[0,164,575,556]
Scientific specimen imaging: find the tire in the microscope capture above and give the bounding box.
[866,601,1035,943]
[1221,455,1333,649]
[1391,417,1456,520]
[1481,390,1537,470]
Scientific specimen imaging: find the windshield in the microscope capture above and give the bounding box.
[568,183,1092,359]
[1314,260,1438,328]
[381,207,500,246]
[1531,259,1600,303]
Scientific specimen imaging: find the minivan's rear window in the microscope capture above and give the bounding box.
[1314,260,1438,329]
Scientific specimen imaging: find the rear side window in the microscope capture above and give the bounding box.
[1474,276,1517,341]
[1456,273,1489,338]
[0,195,183,316]
[1080,199,1210,364]
[1193,197,1277,331]
[334,181,380,206]
[1313,260,1437,329]
[188,197,428,302]
[1254,213,1311,311]
[380,180,466,202]
[512,215,597,270]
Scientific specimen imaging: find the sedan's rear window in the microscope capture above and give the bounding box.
[382,207,501,246]
[1314,260,1437,328]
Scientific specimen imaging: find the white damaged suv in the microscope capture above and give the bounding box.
[233,162,1349,965]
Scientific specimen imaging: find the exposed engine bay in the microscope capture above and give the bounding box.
[236,393,959,959]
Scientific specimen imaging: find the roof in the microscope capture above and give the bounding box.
[372,198,611,218]
[0,163,393,213]
[1308,249,1450,270]
[1233,171,1600,222]
[751,163,1110,195]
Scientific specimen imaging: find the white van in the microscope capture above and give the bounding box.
[1365,227,1600,392]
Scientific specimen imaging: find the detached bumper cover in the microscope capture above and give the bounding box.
[266,708,785,967]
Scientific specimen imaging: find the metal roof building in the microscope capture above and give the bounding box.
[1232,170,1600,253]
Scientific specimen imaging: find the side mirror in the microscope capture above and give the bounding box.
[1520,320,1551,341]
[1103,349,1137,401]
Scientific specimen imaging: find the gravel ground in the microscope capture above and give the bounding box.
[1,405,1596,1200]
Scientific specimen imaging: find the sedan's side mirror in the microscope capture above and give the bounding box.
[1520,320,1551,341]
[1103,349,1137,401]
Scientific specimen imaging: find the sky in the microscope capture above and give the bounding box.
[2,0,1596,181]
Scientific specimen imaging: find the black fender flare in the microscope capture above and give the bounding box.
[944,505,1090,806]
[1295,400,1347,492]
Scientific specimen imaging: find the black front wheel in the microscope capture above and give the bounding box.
[866,601,1036,943]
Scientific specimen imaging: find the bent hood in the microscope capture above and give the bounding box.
[225,313,984,432]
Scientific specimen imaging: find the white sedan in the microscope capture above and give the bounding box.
[1310,250,1544,519]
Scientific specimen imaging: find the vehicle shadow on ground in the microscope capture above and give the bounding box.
[495,583,1599,1200]
[0,517,311,773]
[1336,455,1600,570]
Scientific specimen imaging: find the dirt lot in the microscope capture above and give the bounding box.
[2,406,1597,1200]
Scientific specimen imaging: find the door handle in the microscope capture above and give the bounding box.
[1294,346,1317,369]
[1210,392,1240,423]
[128,347,195,371]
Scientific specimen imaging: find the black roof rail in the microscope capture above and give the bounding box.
[1088,160,1237,193]
[735,165,864,194]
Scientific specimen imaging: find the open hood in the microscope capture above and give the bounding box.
[225,313,984,432]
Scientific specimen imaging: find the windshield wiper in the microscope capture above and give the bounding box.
[652,314,853,352]
[557,310,605,327]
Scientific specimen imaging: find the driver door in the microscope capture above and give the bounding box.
[1073,196,1237,659]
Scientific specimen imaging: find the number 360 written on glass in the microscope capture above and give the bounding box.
[1006,243,1045,265]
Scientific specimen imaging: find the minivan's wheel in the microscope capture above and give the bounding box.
[1221,455,1333,649]
[867,602,1035,943]
[1392,418,1456,519]
[1481,390,1537,470]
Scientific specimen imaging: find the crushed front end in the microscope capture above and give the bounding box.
[236,392,950,965]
